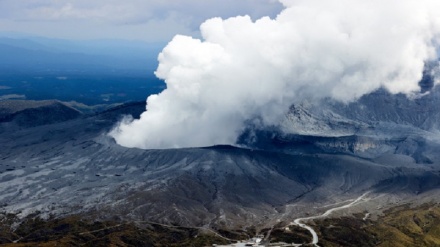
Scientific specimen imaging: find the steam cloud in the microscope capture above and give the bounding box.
[110,0,440,149]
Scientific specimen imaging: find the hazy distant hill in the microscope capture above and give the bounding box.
[0,36,164,75]
[0,100,82,129]
[0,34,166,105]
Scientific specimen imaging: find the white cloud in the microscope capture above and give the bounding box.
[0,0,282,24]
[0,0,282,40]
[111,0,440,149]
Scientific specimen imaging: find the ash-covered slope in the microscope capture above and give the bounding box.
[1,97,440,229]
[328,87,440,131]
[268,84,440,165]
[0,113,395,227]
[282,88,440,136]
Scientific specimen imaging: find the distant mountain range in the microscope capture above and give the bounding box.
[0,34,166,105]
[0,34,164,75]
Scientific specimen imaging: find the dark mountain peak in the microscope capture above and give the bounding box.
[0,99,82,128]
[0,100,67,114]
[96,101,146,120]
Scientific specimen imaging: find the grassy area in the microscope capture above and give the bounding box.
[268,203,440,247]
[1,203,440,246]
[0,215,230,247]
[367,203,440,247]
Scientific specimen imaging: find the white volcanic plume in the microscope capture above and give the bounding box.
[110,0,440,149]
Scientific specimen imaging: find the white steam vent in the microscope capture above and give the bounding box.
[110,0,440,149]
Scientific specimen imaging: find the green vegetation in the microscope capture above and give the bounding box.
[269,225,310,245]
[269,203,440,247]
[2,203,440,246]
[366,203,440,247]
[0,215,230,247]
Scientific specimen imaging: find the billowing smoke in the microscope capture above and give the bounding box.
[110,0,440,149]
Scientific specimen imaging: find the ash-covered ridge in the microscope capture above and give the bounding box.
[0,100,82,130]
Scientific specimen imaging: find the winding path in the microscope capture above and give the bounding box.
[291,192,369,247]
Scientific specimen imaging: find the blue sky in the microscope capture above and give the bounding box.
[0,0,282,41]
